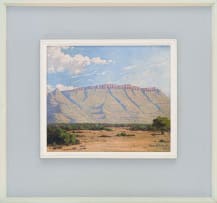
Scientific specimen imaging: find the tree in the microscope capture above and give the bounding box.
[152,116,170,134]
[47,126,79,145]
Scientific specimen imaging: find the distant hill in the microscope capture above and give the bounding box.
[47,84,170,124]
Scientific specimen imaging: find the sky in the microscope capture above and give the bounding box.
[47,45,170,95]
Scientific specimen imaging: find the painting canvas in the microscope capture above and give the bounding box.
[40,40,177,158]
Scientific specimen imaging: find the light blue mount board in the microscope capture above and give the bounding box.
[7,6,211,197]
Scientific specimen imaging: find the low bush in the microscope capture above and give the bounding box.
[116,132,135,137]
[49,123,113,131]
[152,117,170,134]
[129,124,151,131]
[47,127,79,145]
[116,132,127,136]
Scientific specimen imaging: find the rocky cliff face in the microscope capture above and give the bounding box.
[47,84,170,124]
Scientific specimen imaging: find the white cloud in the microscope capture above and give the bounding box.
[47,84,75,92]
[91,57,112,64]
[55,84,75,91]
[47,47,112,75]
[47,84,55,92]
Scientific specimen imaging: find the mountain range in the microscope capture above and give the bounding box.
[47,84,170,124]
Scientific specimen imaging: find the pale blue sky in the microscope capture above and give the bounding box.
[47,45,170,95]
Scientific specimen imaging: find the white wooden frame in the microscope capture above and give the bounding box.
[40,39,177,159]
[0,0,216,202]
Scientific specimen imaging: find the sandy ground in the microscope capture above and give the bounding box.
[48,127,170,152]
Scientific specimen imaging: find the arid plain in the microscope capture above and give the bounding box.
[48,127,170,152]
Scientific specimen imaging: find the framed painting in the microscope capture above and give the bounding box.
[40,39,177,158]
[1,1,216,203]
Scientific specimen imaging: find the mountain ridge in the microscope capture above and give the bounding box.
[60,84,163,93]
[47,84,170,124]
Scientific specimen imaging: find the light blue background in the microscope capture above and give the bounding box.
[7,7,211,197]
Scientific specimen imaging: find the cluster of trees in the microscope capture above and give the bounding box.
[116,132,135,137]
[47,116,170,146]
[129,117,170,134]
[48,119,170,133]
[152,116,170,134]
[47,127,79,145]
[48,123,112,131]
[129,124,151,131]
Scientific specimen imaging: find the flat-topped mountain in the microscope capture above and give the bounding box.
[47,84,170,124]
[67,84,160,91]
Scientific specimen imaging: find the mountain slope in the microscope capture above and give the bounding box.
[47,84,170,124]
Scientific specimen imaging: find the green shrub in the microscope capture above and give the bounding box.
[47,127,79,145]
[116,132,127,136]
[48,123,113,131]
[152,117,170,134]
[116,132,135,137]
[104,128,113,131]
[129,124,150,131]
[70,134,80,145]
